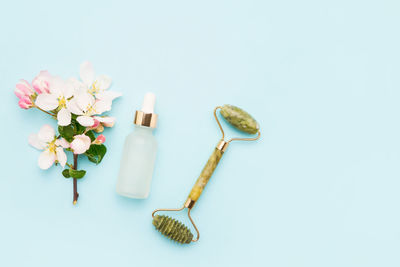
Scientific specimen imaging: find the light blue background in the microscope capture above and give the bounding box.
[1,1,399,266]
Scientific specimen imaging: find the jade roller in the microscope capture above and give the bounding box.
[152,105,261,244]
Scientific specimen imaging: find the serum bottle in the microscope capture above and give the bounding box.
[116,92,158,199]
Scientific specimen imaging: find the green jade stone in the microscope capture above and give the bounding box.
[188,148,223,202]
[152,215,193,244]
[220,104,259,134]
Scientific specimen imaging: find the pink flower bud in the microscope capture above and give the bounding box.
[18,96,33,109]
[32,70,51,94]
[91,119,100,129]
[14,79,34,99]
[94,134,106,144]
[14,88,25,99]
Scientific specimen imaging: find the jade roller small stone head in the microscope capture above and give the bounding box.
[152,104,260,244]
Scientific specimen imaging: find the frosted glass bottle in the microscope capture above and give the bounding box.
[116,93,158,199]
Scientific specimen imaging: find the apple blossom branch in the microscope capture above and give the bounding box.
[14,62,121,205]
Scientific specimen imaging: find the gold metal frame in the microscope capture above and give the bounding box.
[152,106,261,243]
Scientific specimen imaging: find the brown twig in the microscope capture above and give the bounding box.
[73,154,79,205]
[33,105,56,117]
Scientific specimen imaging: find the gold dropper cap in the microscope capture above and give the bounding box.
[134,111,157,128]
[133,92,158,128]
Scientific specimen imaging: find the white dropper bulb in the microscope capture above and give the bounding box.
[141,92,156,113]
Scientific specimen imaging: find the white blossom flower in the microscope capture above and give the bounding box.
[68,61,121,114]
[67,92,112,127]
[78,61,122,102]
[65,62,121,127]
[70,134,91,154]
[34,76,75,126]
[28,125,69,169]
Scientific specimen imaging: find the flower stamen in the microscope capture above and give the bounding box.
[58,96,66,108]
[47,139,57,153]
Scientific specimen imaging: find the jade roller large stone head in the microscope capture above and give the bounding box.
[152,105,260,244]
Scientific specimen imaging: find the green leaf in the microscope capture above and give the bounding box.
[85,144,107,164]
[69,169,86,179]
[63,167,86,179]
[62,169,71,178]
[86,130,96,142]
[73,120,86,134]
[58,125,74,142]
